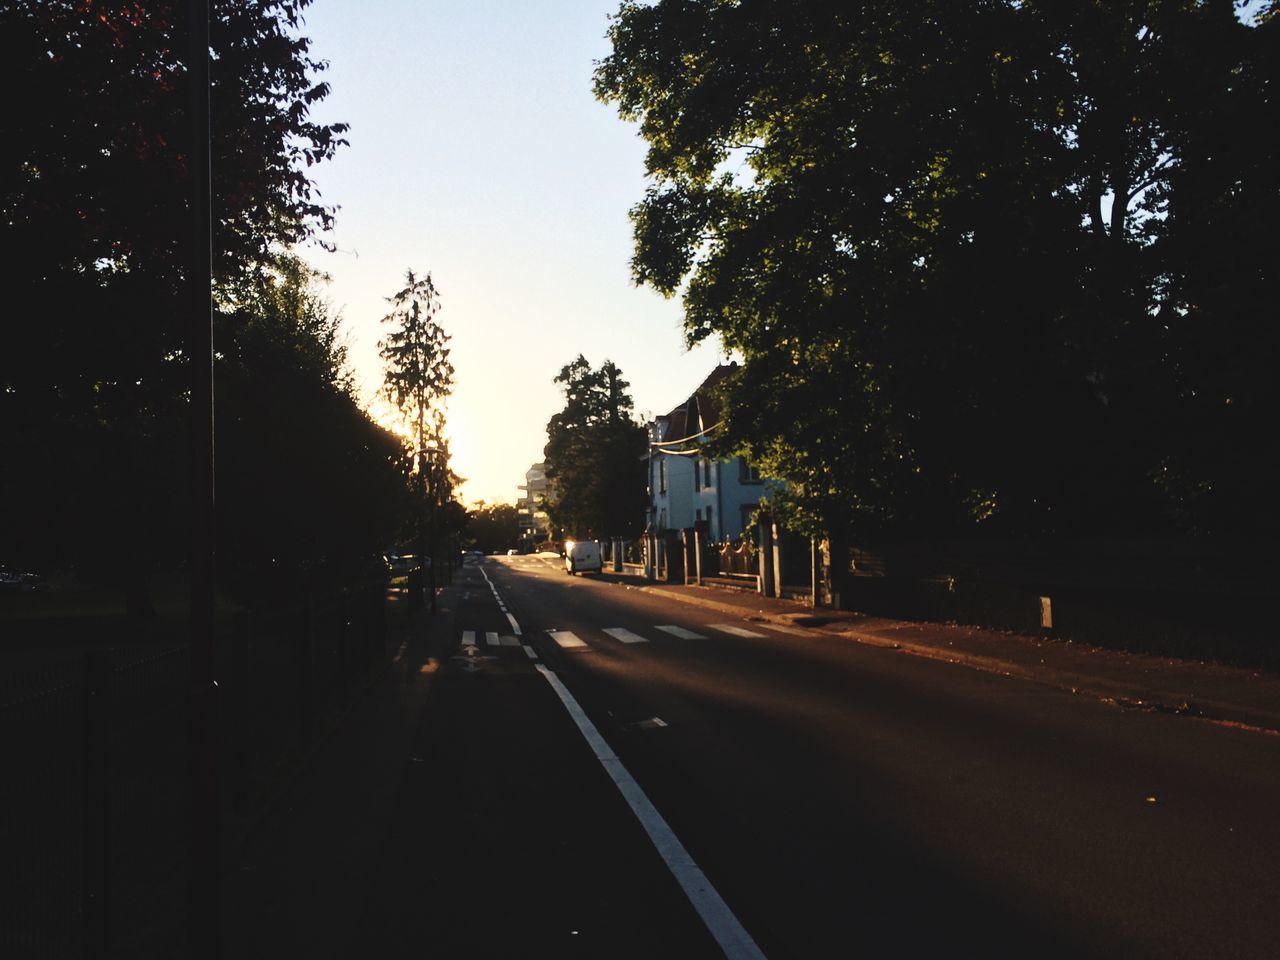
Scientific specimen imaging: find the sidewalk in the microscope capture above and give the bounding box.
[596,570,1280,737]
[222,589,443,958]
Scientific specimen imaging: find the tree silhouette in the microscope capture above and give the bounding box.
[544,356,645,539]
[597,0,1279,541]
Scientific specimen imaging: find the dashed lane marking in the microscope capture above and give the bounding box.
[602,627,649,644]
[506,612,523,636]
[654,625,706,640]
[708,624,767,638]
[522,645,538,660]
[547,630,587,649]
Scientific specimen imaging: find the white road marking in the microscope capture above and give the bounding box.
[461,631,476,647]
[757,622,809,637]
[522,645,538,660]
[547,630,587,649]
[708,624,767,638]
[535,665,767,960]
[602,627,648,644]
[500,635,521,647]
[506,612,522,636]
[485,632,500,647]
[654,625,706,640]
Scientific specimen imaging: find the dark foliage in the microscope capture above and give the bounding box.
[0,1,411,609]
[543,356,646,539]
[467,502,522,555]
[597,0,1279,541]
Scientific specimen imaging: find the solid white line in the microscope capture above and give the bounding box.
[461,630,476,647]
[708,624,767,639]
[547,630,587,649]
[654,625,707,640]
[522,645,538,660]
[486,631,500,647]
[506,612,522,636]
[535,665,766,960]
[602,627,649,644]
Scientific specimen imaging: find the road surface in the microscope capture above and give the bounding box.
[350,554,1280,959]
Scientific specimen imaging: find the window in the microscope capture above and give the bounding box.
[739,459,762,483]
[658,458,666,494]
[694,460,701,492]
[703,459,712,488]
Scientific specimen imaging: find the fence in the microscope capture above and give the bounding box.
[0,579,389,958]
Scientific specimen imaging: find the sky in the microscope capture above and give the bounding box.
[298,1,728,505]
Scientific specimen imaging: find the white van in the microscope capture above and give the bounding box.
[563,540,603,575]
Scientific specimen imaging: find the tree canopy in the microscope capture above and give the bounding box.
[466,502,522,555]
[596,0,1279,541]
[543,356,646,539]
[0,1,414,609]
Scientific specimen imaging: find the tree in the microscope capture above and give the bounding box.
[543,356,646,539]
[216,255,411,603]
[0,0,351,603]
[467,502,523,554]
[595,0,1278,541]
[379,270,454,452]
[378,270,456,569]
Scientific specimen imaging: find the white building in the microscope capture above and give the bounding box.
[646,365,776,543]
[517,461,551,544]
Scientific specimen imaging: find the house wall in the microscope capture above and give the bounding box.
[652,451,695,532]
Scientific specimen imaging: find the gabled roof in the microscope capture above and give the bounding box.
[687,363,735,433]
[657,363,737,442]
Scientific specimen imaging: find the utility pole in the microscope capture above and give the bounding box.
[186,0,219,956]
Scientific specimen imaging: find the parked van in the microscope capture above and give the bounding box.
[563,540,602,575]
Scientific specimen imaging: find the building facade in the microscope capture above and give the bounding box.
[517,461,551,546]
[646,365,778,543]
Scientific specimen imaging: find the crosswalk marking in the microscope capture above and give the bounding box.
[654,625,706,640]
[548,630,587,649]
[500,635,521,647]
[603,627,648,644]
[758,622,809,637]
[461,631,476,647]
[486,631,500,647]
[708,623,767,638]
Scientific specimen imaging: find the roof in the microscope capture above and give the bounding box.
[689,363,735,433]
[657,363,736,442]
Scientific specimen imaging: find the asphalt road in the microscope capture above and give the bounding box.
[452,554,1280,960]
[265,555,1280,960]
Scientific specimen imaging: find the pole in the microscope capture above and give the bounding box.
[186,0,219,955]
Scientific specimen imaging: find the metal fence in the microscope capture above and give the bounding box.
[0,580,389,958]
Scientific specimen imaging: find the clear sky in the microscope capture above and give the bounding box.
[298,1,727,505]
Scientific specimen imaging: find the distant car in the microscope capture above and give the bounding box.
[506,548,519,556]
[385,554,428,575]
[462,550,485,564]
[0,568,45,593]
[563,540,602,575]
